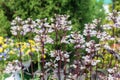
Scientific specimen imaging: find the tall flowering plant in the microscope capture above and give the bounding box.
[2,10,120,80]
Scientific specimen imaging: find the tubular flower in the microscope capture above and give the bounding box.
[9,50,15,54]
[2,44,8,49]
[28,40,35,45]
[0,47,3,53]
[31,48,36,52]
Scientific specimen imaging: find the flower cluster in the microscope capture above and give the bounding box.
[50,50,69,61]
[107,67,120,80]
[85,40,100,53]
[0,37,10,61]
[82,55,100,66]
[51,14,72,31]
[68,32,85,49]
[4,61,21,74]
[2,10,120,80]
[11,17,36,36]
[83,23,97,37]
[107,10,120,28]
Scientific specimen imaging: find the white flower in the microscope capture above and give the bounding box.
[66,59,70,62]
[11,20,16,25]
[4,62,21,74]
[68,73,77,79]
[85,48,91,53]
[83,29,91,36]
[96,32,101,38]
[34,35,40,42]
[91,30,97,36]
[36,19,41,23]
[44,23,51,27]
[100,32,112,41]
[61,36,69,44]
[56,56,60,61]
[92,19,100,24]
[74,44,81,48]
[70,32,85,44]
[114,23,120,28]
[46,36,53,44]
[50,51,55,57]
[54,64,58,67]
[5,73,21,80]
[108,74,114,80]
[64,53,69,58]
[104,44,111,49]
[15,17,22,22]
[45,62,51,66]
[11,31,17,36]
[91,60,100,66]
[86,42,91,47]
[107,68,114,74]
[103,24,112,30]
[82,55,90,60]
[69,39,75,43]
[95,44,100,51]
[53,14,72,31]
[48,28,54,33]
[80,66,86,70]
[38,29,44,34]
[72,64,77,68]
[22,24,31,33]
[67,26,72,30]
[11,26,17,30]
[110,37,115,40]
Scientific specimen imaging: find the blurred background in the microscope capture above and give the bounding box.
[0,0,119,37]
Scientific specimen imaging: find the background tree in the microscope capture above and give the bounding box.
[0,0,105,36]
[109,0,120,11]
[113,0,120,11]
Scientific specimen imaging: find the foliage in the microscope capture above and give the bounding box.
[0,9,10,36]
[0,10,120,80]
[0,0,105,36]
[114,0,120,11]
[109,0,120,11]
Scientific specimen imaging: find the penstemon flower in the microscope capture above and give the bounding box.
[68,32,85,49]
[6,10,120,80]
[83,23,98,37]
[4,61,21,74]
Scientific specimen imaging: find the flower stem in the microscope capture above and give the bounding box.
[19,43,24,80]
[29,44,34,79]
[58,50,61,80]
[41,40,45,80]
